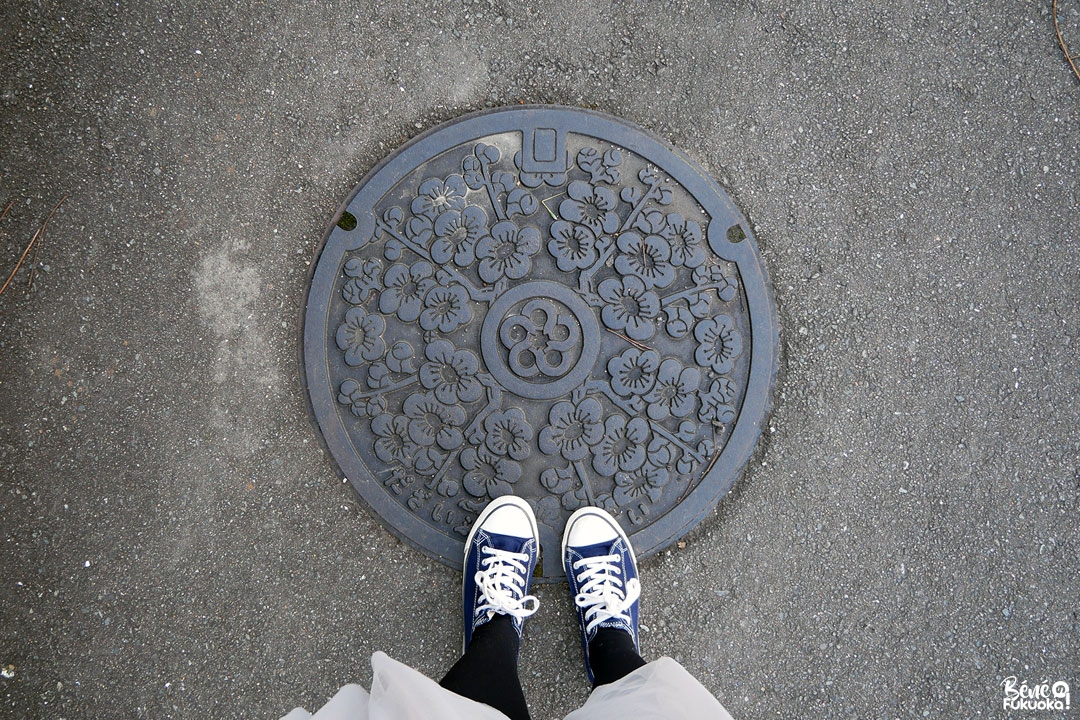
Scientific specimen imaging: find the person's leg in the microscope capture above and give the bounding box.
[438,496,539,720]
[439,614,529,719]
[562,506,647,687]
[587,626,647,686]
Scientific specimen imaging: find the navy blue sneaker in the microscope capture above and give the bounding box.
[562,506,641,684]
[461,496,540,651]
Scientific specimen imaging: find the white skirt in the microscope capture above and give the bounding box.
[280,652,734,720]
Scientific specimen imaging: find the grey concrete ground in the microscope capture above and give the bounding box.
[2,0,1078,718]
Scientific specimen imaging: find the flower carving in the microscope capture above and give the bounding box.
[548,220,598,272]
[699,378,737,423]
[342,258,382,305]
[380,261,436,322]
[540,464,574,494]
[414,448,447,475]
[614,462,668,506]
[432,476,460,498]
[665,213,705,268]
[593,415,650,476]
[614,230,675,290]
[607,347,660,397]
[336,306,386,366]
[694,315,742,374]
[404,215,433,247]
[411,175,468,220]
[538,397,604,461]
[419,340,484,405]
[559,180,619,236]
[616,438,672,508]
[481,408,533,461]
[476,221,541,283]
[460,446,522,499]
[576,147,622,185]
[371,413,418,466]
[598,276,659,341]
[431,206,487,266]
[419,284,472,333]
[402,391,466,451]
[692,265,738,302]
[644,358,701,421]
[539,466,586,513]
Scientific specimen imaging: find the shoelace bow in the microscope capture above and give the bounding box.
[474,546,539,622]
[572,553,641,634]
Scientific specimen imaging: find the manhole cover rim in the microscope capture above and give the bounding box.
[301,104,777,580]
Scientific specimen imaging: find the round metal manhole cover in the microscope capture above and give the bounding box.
[303,106,776,580]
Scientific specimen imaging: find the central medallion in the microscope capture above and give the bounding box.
[482,282,600,400]
[303,106,776,580]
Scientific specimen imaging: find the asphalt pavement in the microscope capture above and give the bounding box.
[1,1,1077,718]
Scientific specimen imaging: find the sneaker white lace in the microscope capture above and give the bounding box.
[571,553,642,634]
[474,546,540,623]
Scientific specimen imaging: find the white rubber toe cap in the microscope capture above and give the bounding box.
[563,507,622,549]
[473,496,538,539]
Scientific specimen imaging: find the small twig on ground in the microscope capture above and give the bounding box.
[26,194,69,289]
[0,200,14,224]
[1054,0,1080,83]
[0,230,41,298]
[604,327,652,352]
[0,195,69,298]
[679,448,720,504]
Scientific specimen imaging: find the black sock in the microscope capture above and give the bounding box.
[439,615,530,720]
[589,627,647,687]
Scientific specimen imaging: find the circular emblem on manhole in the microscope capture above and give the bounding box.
[481,281,600,400]
[303,106,776,580]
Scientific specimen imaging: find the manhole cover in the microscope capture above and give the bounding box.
[303,106,776,580]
